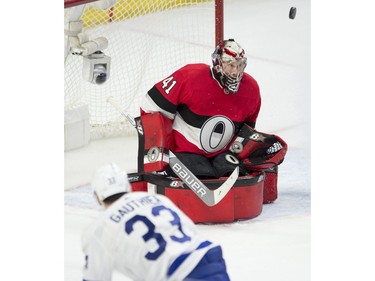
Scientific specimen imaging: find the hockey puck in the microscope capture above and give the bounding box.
[289,7,297,19]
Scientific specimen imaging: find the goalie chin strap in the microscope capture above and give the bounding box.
[107,96,239,206]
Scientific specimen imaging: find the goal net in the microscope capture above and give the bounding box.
[65,0,222,140]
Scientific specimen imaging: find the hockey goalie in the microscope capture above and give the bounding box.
[130,39,287,223]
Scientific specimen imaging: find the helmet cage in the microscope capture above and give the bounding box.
[212,39,247,94]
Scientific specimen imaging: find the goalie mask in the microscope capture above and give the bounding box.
[212,39,247,94]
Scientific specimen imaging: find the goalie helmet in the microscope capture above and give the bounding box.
[91,163,131,202]
[212,39,247,94]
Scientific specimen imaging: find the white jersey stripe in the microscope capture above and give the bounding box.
[173,113,203,150]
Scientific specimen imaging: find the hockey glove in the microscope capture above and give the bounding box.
[229,123,288,171]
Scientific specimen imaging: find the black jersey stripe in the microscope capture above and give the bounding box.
[148,86,177,114]
[177,104,243,133]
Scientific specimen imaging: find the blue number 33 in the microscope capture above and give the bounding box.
[125,205,191,260]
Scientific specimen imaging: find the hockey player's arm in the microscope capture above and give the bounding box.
[140,69,186,119]
[140,85,177,119]
[82,235,113,281]
[245,81,261,130]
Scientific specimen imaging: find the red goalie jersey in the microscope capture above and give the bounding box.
[140,63,261,158]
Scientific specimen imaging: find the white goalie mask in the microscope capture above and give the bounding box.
[212,39,247,94]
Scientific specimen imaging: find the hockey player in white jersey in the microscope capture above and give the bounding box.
[81,163,231,281]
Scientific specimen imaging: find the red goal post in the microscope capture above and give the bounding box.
[64,0,224,140]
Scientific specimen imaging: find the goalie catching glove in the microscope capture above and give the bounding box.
[229,123,288,171]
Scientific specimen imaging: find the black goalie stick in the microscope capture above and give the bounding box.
[107,96,239,206]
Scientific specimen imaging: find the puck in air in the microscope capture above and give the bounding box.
[289,7,297,19]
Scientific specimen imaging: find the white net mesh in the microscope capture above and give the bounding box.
[65,0,216,139]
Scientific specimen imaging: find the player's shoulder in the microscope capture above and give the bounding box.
[120,191,175,206]
[180,63,209,71]
[177,63,210,77]
[240,72,260,92]
[81,213,106,247]
[110,191,163,207]
[242,72,259,85]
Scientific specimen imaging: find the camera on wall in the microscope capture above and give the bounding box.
[82,51,111,85]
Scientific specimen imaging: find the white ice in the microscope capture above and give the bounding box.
[64,0,311,280]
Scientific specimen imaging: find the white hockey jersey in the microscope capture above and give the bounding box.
[81,192,217,281]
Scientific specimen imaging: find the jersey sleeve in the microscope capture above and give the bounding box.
[140,67,187,119]
[246,98,261,128]
[244,76,261,128]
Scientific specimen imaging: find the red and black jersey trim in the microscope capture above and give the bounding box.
[148,86,177,114]
[177,104,243,133]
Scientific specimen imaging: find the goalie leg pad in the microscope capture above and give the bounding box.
[263,165,278,203]
[155,172,265,223]
[136,112,174,173]
[130,181,148,192]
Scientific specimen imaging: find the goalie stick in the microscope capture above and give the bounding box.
[107,96,239,206]
[107,96,136,127]
[169,151,239,206]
